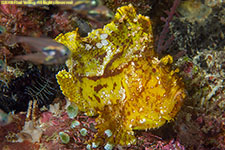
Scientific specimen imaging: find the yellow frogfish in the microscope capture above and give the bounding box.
[55,4,186,146]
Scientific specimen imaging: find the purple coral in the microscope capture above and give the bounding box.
[156,0,180,55]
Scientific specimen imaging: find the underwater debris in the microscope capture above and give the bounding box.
[56,4,186,146]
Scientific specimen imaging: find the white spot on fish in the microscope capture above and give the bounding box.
[101,39,108,46]
[96,42,103,48]
[100,33,108,39]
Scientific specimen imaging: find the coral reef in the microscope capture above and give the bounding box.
[56,4,186,146]
[0,0,224,149]
[0,65,61,113]
[169,0,224,55]
[167,1,225,149]
[0,3,78,113]
[177,0,212,24]
[156,0,180,55]
[173,49,225,149]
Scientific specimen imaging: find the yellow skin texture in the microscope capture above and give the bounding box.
[55,4,186,146]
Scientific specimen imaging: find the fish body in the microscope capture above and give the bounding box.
[71,0,102,11]
[55,4,186,145]
[87,5,114,23]
[1,23,70,65]
[8,36,70,65]
[29,0,114,24]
